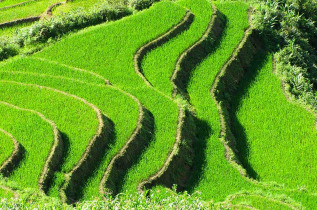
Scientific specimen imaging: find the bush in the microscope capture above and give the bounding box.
[16,3,132,45]
[129,0,160,10]
[253,0,317,109]
[0,38,19,61]
[0,3,132,61]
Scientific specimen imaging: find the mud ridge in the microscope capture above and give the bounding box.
[41,2,65,18]
[99,105,154,196]
[0,128,24,178]
[0,101,63,193]
[0,1,65,28]
[210,12,263,177]
[171,3,226,99]
[0,0,37,11]
[0,80,109,203]
[134,10,194,86]
[0,16,40,28]
[137,107,197,192]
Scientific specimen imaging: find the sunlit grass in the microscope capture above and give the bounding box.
[0,0,35,8]
[0,131,14,167]
[35,0,186,193]
[142,0,212,95]
[0,0,61,23]
[187,1,252,201]
[232,54,317,192]
[0,56,139,199]
[0,22,32,37]
[0,81,98,193]
[52,0,125,16]
[0,103,54,189]
[229,194,296,209]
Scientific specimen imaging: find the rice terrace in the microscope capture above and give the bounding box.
[0,0,317,208]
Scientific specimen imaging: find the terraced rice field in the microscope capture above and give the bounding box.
[0,0,61,23]
[0,0,317,208]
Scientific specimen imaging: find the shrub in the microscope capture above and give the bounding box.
[0,3,132,61]
[129,0,160,10]
[0,38,19,60]
[253,0,317,109]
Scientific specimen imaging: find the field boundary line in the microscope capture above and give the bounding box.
[30,57,110,84]
[131,7,204,192]
[0,67,153,198]
[133,10,194,87]
[0,185,19,198]
[228,193,299,209]
[41,1,65,19]
[0,1,66,28]
[210,8,260,178]
[0,0,38,11]
[0,80,110,203]
[272,56,317,127]
[0,16,40,28]
[0,70,106,87]
[100,103,154,197]
[0,101,63,194]
[137,106,185,192]
[171,3,225,99]
[0,128,24,178]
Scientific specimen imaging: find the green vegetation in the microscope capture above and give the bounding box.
[52,0,123,16]
[187,2,252,201]
[229,194,297,209]
[0,102,55,189]
[0,22,32,37]
[0,187,15,199]
[35,0,187,193]
[142,0,212,96]
[1,0,317,208]
[0,0,60,24]
[0,102,54,188]
[253,0,317,109]
[232,53,317,191]
[0,81,99,194]
[0,56,141,200]
[0,0,35,8]
[0,131,14,167]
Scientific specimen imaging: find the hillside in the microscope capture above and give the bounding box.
[0,0,317,209]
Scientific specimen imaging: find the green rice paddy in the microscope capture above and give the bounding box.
[0,0,317,208]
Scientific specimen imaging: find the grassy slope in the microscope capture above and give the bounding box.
[0,131,14,167]
[0,22,32,37]
[0,188,15,199]
[52,0,119,16]
[0,57,104,85]
[35,0,187,193]
[187,2,252,201]
[0,0,60,23]
[0,0,34,8]
[232,54,317,192]
[0,56,140,200]
[142,0,212,96]
[229,194,295,210]
[0,103,54,189]
[0,82,99,194]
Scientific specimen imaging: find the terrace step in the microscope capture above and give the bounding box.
[0,61,148,201]
[134,10,194,86]
[215,192,301,210]
[0,101,62,192]
[0,128,24,178]
[0,81,103,196]
[171,3,226,99]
